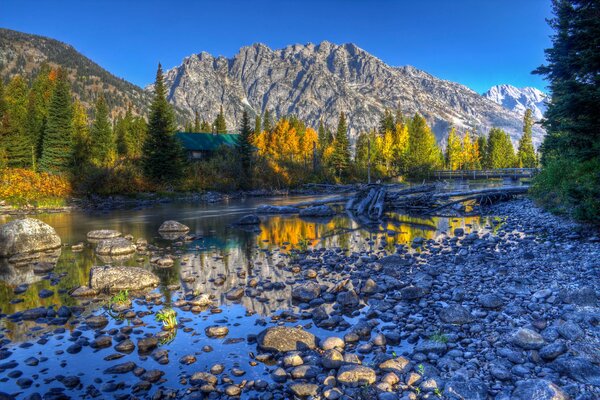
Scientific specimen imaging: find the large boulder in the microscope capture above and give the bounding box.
[158,220,190,233]
[336,365,377,387]
[89,265,160,292]
[299,205,335,218]
[0,218,61,258]
[257,326,317,353]
[95,238,136,256]
[512,379,568,400]
[255,205,300,214]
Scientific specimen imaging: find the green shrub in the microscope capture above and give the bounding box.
[531,157,600,223]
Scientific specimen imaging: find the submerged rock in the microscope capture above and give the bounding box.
[158,220,190,232]
[236,214,261,225]
[0,218,61,258]
[89,265,160,292]
[299,205,335,218]
[255,205,300,214]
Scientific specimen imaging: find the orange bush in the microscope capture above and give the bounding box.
[0,168,72,204]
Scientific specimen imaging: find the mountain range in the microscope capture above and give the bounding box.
[158,41,546,145]
[0,28,545,146]
[483,84,548,121]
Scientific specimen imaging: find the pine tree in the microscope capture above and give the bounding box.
[193,111,201,132]
[25,65,56,162]
[477,135,489,169]
[39,69,73,174]
[237,110,254,189]
[200,119,211,132]
[487,128,516,168]
[89,94,115,167]
[406,113,441,178]
[71,99,90,168]
[4,76,32,168]
[317,118,326,149]
[254,115,261,136]
[330,112,351,178]
[213,105,227,133]
[142,63,185,184]
[378,109,395,135]
[262,109,273,133]
[517,109,537,167]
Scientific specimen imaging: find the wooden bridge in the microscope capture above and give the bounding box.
[433,168,539,180]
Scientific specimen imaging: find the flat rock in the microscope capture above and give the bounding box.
[292,281,321,303]
[236,214,261,225]
[439,305,474,324]
[95,238,136,255]
[336,365,376,387]
[257,326,317,353]
[0,218,61,258]
[90,265,159,292]
[87,230,121,241]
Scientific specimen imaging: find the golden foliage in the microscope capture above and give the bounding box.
[0,168,71,204]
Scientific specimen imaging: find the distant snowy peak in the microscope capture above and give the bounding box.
[483,84,548,120]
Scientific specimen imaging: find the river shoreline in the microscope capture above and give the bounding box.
[1,196,599,399]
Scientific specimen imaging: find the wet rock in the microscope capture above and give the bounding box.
[86,315,108,329]
[299,205,335,218]
[104,361,136,374]
[439,305,474,324]
[511,328,545,350]
[87,230,121,241]
[114,339,135,353]
[21,307,49,320]
[90,265,159,292]
[151,256,174,268]
[38,289,54,298]
[225,287,244,300]
[70,286,99,297]
[158,220,190,232]
[322,349,344,369]
[336,365,376,387]
[205,325,229,338]
[137,337,158,354]
[0,218,61,258]
[224,385,241,396]
[512,379,568,400]
[255,205,300,214]
[336,290,359,308]
[539,342,567,360]
[33,262,55,274]
[190,372,217,386]
[257,326,317,352]
[401,286,425,300]
[236,214,260,225]
[91,336,112,349]
[141,369,164,383]
[291,364,320,379]
[95,238,136,256]
[415,340,447,355]
[292,281,321,303]
[321,336,345,351]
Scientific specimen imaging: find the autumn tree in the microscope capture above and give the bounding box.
[444,127,462,170]
[71,100,90,168]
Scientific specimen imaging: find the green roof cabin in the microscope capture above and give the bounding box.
[176,132,239,160]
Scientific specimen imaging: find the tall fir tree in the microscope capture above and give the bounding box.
[4,76,32,168]
[200,119,211,132]
[71,100,90,168]
[193,111,201,132]
[39,68,73,174]
[89,94,115,167]
[142,63,185,184]
[213,105,227,133]
[262,109,273,133]
[378,109,395,135]
[330,112,351,177]
[254,115,261,136]
[25,65,56,161]
[517,109,537,167]
[477,135,489,169]
[237,110,254,189]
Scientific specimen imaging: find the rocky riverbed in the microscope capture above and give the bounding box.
[0,197,599,399]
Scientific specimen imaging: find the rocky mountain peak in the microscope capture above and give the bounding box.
[158,41,545,146]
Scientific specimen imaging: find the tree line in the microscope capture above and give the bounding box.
[0,62,539,196]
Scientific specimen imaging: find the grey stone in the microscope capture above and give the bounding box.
[0,218,61,257]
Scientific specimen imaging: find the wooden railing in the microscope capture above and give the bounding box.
[433,168,539,180]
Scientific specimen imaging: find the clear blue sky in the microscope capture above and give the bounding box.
[1,0,553,93]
